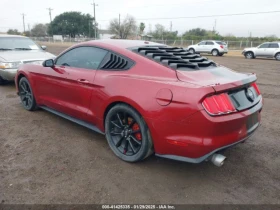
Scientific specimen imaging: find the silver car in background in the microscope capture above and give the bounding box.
[0,35,55,84]
[242,42,280,61]
[187,40,228,56]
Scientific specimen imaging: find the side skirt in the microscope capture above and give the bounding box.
[40,106,105,135]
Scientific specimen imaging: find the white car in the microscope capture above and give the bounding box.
[187,40,228,56]
[0,34,55,84]
[242,42,280,61]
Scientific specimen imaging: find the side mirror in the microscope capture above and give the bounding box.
[43,59,54,67]
[41,45,47,50]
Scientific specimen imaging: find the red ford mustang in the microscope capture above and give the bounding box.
[15,40,262,166]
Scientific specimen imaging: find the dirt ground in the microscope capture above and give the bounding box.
[0,44,280,204]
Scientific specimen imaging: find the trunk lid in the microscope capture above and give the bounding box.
[176,66,256,93]
[176,66,260,112]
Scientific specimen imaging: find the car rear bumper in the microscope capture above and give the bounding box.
[0,68,17,81]
[147,100,262,163]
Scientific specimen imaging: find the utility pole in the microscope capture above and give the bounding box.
[119,13,121,38]
[170,21,172,32]
[47,8,53,37]
[21,14,26,33]
[91,1,98,39]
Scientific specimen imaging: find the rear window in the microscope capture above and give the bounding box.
[216,41,226,45]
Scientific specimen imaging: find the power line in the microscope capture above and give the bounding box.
[98,10,280,22]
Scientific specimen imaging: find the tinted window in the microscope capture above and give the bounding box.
[56,47,108,70]
[259,43,269,48]
[269,43,279,48]
[206,41,214,45]
[198,41,206,45]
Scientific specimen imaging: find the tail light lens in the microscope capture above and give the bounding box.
[251,82,260,95]
[202,93,236,115]
[220,45,224,49]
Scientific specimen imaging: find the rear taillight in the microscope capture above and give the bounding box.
[220,45,224,49]
[202,93,236,115]
[251,82,261,95]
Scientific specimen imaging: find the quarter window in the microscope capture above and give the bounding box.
[55,46,108,70]
[269,43,279,48]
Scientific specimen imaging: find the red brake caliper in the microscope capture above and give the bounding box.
[128,118,142,141]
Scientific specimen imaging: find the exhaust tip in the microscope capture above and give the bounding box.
[211,154,226,167]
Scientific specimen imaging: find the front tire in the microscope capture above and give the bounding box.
[275,53,280,61]
[19,77,37,111]
[219,53,224,56]
[0,76,7,85]
[211,49,219,56]
[245,51,255,59]
[105,104,153,162]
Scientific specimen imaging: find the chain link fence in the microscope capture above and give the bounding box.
[32,37,265,50]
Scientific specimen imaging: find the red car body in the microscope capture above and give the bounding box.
[15,40,262,164]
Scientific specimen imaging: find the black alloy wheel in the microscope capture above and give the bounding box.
[105,104,153,162]
[19,77,37,111]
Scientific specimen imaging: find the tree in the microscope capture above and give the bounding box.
[150,24,178,40]
[49,12,97,38]
[31,24,49,37]
[108,15,137,39]
[139,22,145,34]
[7,29,21,35]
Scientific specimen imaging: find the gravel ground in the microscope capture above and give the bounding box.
[0,45,279,204]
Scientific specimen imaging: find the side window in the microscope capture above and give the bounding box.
[258,43,269,48]
[198,41,206,45]
[206,41,214,45]
[269,43,279,48]
[55,47,108,70]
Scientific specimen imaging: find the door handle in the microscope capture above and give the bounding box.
[77,79,89,84]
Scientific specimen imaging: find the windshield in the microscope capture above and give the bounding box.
[0,37,40,50]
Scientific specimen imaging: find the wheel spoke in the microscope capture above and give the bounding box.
[111,121,121,129]
[24,99,28,106]
[117,113,124,127]
[131,129,140,134]
[123,112,128,125]
[130,135,141,145]
[28,98,32,106]
[123,140,129,154]
[110,131,122,136]
[115,136,125,147]
[20,84,26,92]
[128,139,137,154]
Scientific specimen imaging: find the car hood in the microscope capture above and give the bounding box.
[243,47,256,51]
[0,50,55,62]
[176,66,257,92]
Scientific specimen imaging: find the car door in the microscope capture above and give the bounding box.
[39,46,108,120]
[255,43,270,57]
[196,41,206,52]
[267,43,279,57]
[205,41,215,53]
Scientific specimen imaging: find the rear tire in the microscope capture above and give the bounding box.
[275,53,280,61]
[211,49,219,56]
[19,77,37,111]
[189,48,195,54]
[245,51,255,59]
[105,104,153,162]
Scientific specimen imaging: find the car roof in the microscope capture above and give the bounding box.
[0,34,27,38]
[84,39,166,49]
